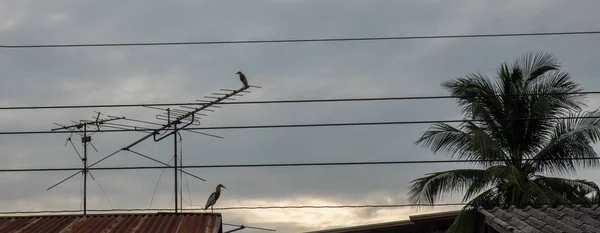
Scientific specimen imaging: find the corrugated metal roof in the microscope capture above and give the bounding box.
[0,212,222,233]
[478,205,600,233]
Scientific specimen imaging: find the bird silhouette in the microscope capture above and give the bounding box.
[236,71,249,87]
[204,184,226,213]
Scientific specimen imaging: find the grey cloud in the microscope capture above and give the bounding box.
[2,1,600,232]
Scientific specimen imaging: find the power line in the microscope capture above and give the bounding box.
[3,200,598,215]
[0,203,465,215]
[214,203,465,210]
[1,115,600,135]
[1,30,599,49]
[0,157,598,173]
[1,91,599,110]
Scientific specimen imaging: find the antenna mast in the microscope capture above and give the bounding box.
[51,114,124,215]
[46,74,259,214]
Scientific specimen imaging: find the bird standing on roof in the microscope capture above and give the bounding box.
[236,71,249,88]
[204,184,226,213]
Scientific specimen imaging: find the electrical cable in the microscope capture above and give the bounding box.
[1,91,598,110]
[92,176,114,209]
[0,202,554,214]
[149,156,175,208]
[2,115,600,135]
[1,157,598,173]
[1,30,598,49]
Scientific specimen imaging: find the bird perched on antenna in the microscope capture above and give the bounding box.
[204,184,226,213]
[236,71,249,88]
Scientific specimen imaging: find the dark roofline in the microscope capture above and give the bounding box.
[409,209,461,221]
[306,210,461,233]
[306,220,414,233]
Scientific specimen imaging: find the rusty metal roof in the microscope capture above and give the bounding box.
[0,212,222,233]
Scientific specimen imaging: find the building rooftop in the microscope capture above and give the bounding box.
[0,212,222,233]
[306,210,461,233]
[478,205,600,233]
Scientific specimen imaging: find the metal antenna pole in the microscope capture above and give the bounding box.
[82,125,90,215]
[170,109,179,213]
[50,115,124,215]
[179,134,183,211]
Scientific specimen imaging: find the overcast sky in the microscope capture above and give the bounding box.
[1,0,599,232]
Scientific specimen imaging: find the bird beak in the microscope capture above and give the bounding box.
[223,186,227,189]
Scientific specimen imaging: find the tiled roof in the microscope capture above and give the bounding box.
[0,212,222,233]
[478,205,600,233]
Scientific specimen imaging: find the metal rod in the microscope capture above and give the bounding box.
[103,122,151,130]
[46,170,83,190]
[156,115,201,125]
[223,223,276,232]
[143,106,165,111]
[173,110,178,213]
[179,106,209,115]
[83,126,88,215]
[182,130,224,139]
[171,109,192,114]
[119,117,165,127]
[225,226,245,233]
[125,149,206,181]
[179,133,183,210]
[98,124,147,133]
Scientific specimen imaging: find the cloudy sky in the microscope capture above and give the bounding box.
[1,0,599,232]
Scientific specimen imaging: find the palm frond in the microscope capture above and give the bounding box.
[465,188,504,209]
[415,122,507,164]
[518,51,560,82]
[505,165,526,192]
[526,69,585,114]
[446,207,478,233]
[408,169,491,206]
[533,176,598,207]
[462,165,505,202]
[530,110,600,174]
[527,179,551,205]
[441,74,505,129]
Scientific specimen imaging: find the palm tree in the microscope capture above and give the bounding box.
[408,52,600,232]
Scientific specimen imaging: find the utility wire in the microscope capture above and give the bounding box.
[213,203,465,210]
[1,91,598,110]
[1,30,599,49]
[92,176,114,209]
[0,204,464,215]
[150,156,175,208]
[1,157,598,173]
[2,116,600,135]
[4,201,598,215]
